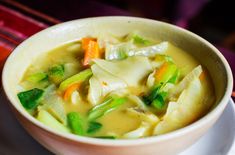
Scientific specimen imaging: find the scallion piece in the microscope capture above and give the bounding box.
[88,96,127,121]
[26,72,48,83]
[152,92,167,110]
[87,121,102,134]
[67,112,85,135]
[59,69,92,91]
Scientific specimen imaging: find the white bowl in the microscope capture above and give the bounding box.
[2,17,233,155]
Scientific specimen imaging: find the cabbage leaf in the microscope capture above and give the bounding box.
[122,122,151,139]
[88,64,127,105]
[127,42,169,57]
[154,77,204,135]
[93,56,152,86]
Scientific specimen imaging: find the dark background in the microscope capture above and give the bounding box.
[3,0,235,52]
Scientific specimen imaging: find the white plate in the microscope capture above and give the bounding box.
[180,99,235,155]
[0,90,234,155]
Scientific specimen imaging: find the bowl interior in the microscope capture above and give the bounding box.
[2,17,232,143]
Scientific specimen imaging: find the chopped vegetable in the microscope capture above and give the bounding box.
[37,110,70,133]
[63,83,80,100]
[43,84,57,99]
[88,96,127,121]
[88,97,112,120]
[63,63,80,79]
[199,71,206,81]
[48,64,65,84]
[127,95,147,110]
[154,62,178,86]
[123,122,150,139]
[126,107,159,124]
[70,91,81,105]
[168,69,180,84]
[67,112,85,135]
[168,65,202,99]
[87,76,103,105]
[127,42,169,57]
[131,34,151,45]
[17,88,44,110]
[142,85,161,105]
[125,32,151,45]
[88,64,127,105]
[59,69,92,91]
[105,42,132,60]
[142,83,168,110]
[26,72,48,83]
[87,121,102,133]
[155,55,173,62]
[154,77,204,135]
[152,92,167,111]
[40,94,67,125]
[93,56,152,86]
[82,38,96,50]
[83,39,100,66]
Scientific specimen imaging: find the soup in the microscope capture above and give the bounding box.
[17,33,214,139]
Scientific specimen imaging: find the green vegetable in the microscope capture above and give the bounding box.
[95,136,116,139]
[143,62,179,107]
[155,55,173,63]
[129,42,169,57]
[40,95,67,125]
[17,88,44,110]
[132,34,151,45]
[142,85,161,105]
[127,33,151,45]
[48,64,65,84]
[26,72,48,83]
[155,62,178,86]
[88,96,127,121]
[105,42,130,60]
[59,69,92,91]
[168,69,180,84]
[87,121,102,133]
[142,76,169,109]
[152,92,167,111]
[67,112,85,135]
[37,110,70,133]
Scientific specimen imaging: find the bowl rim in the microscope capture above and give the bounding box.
[2,16,233,146]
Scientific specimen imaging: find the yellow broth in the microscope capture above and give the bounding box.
[19,37,214,139]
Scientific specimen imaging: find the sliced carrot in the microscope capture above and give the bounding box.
[63,83,80,100]
[83,40,100,66]
[199,71,206,81]
[81,38,96,50]
[155,62,168,82]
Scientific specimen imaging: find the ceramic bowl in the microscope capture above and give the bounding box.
[2,17,233,155]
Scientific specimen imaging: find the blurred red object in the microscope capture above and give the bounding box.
[0,45,11,69]
[0,4,48,73]
[0,5,47,37]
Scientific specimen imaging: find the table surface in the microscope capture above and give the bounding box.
[0,89,52,155]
